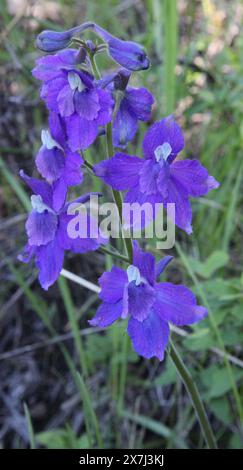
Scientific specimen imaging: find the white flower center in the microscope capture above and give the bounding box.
[31,195,55,214]
[127,265,141,286]
[154,142,172,162]
[41,129,63,151]
[68,72,85,92]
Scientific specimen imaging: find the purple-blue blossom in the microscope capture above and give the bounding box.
[90,241,207,360]
[18,171,107,290]
[94,116,220,234]
[36,113,83,211]
[33,53,113,151]
[36,22,150,71]
[110,69,154,148]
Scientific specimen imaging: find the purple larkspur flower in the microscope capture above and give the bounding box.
[33,54,113,151]
[18,171,107,290]
[36,22,150,71]
[36,113,83,211]
[90,241,207,360]
[94,116,220,234]
[109,69,154,148]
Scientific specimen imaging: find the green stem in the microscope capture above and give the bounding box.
[99,246,129,263]
[169,341,217,449]
[106,123,133,263]
[58,277,88,378]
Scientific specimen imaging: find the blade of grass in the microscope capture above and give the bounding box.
[0,155,30,211]
[222,163,242,252]
[24,402,36,449]
[76,372,103,448]
[121,410,188,448]
[58,277,88,378]
[163,0,178,114]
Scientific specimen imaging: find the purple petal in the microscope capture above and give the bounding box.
[64,150,83,186]
[170,159,220,197]
[18,243,36,263]
[125,87,154,120]
[165,181,193,234]
[20,170,53,207]
[154,282,208,326]
[128,281,155,321]
[94,153,142,190]
[132,240,156,285]
[139,159,160,195]
[96,88,114,126]
[36,146,65,183]
[26,211,57,246]
[36,239,64,290]
[127,311,170,360]
[57,84,75,116]
[66,114,98,151]
[156,160,171,198]
[112,102,138,148]
[156,256,173,279]
[49,112,66,148]
[143,116,184,162]
[52,177,68,212]
[74,89,100,120]
[124,187,161,230]
[32,49,78,82]
[98,266,127,303]
[89,300,123,327]
[41,76,67,112]
[58,212,107,253]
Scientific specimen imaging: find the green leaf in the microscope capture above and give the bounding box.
[188,251,229,279]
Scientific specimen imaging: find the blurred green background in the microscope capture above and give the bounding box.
[0,0,242,449]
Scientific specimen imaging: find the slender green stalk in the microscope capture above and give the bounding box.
[58,277,88,378]
[76,372,103,448]
[24,402,36,449]
[163,0,178,114]
[99,245,129,263]
[169,341,217,449]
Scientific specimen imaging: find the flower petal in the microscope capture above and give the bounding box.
[26,211,57,246]
[127,311,170,360]
[143,116,184,162]
[41,76,66,112]
[139,159,160,195]
[112,102,138,148]
[154,282,208,325]
[66,114,98,151]
[94,153,142,190]
[170,159,220,197]
[32,49,79,82]
[20,170,53,207]
[165,180,193,234]
[49,112,66,148]
[89,300,123,327]
[128,281,155,321]
[132,240,156,285]
[125,87,154,120]
[57,84,75,116]
[36,146,65,183]
[36,239,64,290]
[74,89,100,120]
[156,256,173,279]
[96,88,114,126]
[99,266,127,303]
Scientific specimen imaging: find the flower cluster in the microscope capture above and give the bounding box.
[19,23,220,360]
